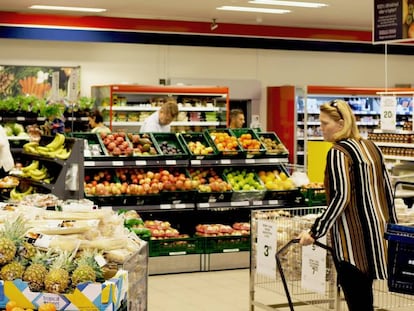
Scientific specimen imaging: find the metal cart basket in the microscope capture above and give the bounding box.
[250,206,414,311]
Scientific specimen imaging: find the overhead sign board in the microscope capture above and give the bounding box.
[373,0,413,43]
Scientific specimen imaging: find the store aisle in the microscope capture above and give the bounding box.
[148,269,251,311]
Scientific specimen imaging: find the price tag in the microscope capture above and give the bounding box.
[160,204,172,210]
[223,248,239,253]
[252,200,263,205]
[301,236,327,294]
[220,159,231,165]
[111,161,124,166]
[175,204,187,209]
[169,251,186,256]
[166,160,177,165]
[198,203,210,208]
[257,220,277,278]
[16,116,25,121]
[246,159,256,164]
[135,160,147,166]
[268,200,280,205]
[191,160,201,165]
[380,96,397,130]
[84,161,96,167]
[231,201,249,207]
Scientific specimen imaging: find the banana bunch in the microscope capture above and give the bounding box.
[22,133,72,160]
[20,160,49,181]
[10,186,33,201]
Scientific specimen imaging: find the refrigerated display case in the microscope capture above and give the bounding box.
[267,85,414,167]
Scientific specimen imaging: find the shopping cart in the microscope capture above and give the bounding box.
[249,207,414,311]
[275,238,339,311]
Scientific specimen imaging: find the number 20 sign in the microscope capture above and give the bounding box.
[380,96,397,131]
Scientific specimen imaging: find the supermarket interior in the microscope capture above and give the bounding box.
[2,1,414,311]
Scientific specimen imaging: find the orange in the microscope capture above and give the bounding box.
[6,301,18,311]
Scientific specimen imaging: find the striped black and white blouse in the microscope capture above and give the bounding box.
[310,138,398,279]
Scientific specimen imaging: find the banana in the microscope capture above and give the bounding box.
[10,188,22,201]
[28,168,48,181]
[21,186,33,195]
[22,160,39,173]
[46,133,65,151]
[23,142,39,152]
[55,148,71,160]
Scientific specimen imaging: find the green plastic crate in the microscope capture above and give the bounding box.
[178,132,218,159]
[199,235,251,254]
[152,132,188,159]
[149,236,203,256]
[230,128,266,158]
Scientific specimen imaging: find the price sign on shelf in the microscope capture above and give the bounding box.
[380,96,397,131]
[256,219,277,278]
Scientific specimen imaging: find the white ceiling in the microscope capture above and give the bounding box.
[0,0,373,32]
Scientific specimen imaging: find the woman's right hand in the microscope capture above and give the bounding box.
[298,230,315,246]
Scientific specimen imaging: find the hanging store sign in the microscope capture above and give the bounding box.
[380,96,397,130]
[373,0,411,43]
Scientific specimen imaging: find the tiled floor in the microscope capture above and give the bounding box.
[148,269,252,311]
[148,268,414,311]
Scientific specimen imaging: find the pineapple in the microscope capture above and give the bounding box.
[72,250,98,286]
[0,216,27,265]
[1,260,25,280]
[23,250,50,292]
[44,250,75,293]
[19,241,36,260]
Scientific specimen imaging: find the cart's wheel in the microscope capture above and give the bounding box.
[403,198,414,209]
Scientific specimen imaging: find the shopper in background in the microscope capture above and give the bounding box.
[298,99,397,311]
[139,100,179,133]
[88,110,111,134]
[0,125,15,177]
[229,109,245,129]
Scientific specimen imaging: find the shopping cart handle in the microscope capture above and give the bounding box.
[276,238,334,258]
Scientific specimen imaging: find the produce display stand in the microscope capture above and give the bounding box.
[249,207,414,311]
[122,239,148,311]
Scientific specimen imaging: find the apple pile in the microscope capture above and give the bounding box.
[223,169,265,191]
[258,169,296,191]
[195,223,250,237]
[186,140,214,156]
[209,131,239,154]
[144,220,186,239]
[84,168,198,196]
[127,133,158,156]
[100,132,133,156]
[188,168,232,192]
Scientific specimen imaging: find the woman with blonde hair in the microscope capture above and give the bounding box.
[299,99,397,311]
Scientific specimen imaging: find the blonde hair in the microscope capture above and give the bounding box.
[161,100,179,118]
[320,99,361,141]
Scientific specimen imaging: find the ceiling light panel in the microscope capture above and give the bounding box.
[217,6,290,14]
[29,5,107,13]
[249,0,328,8]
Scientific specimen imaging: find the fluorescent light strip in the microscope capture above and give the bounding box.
[249,0,327,8]
[217,6,290,14]
[29,5,107,13]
